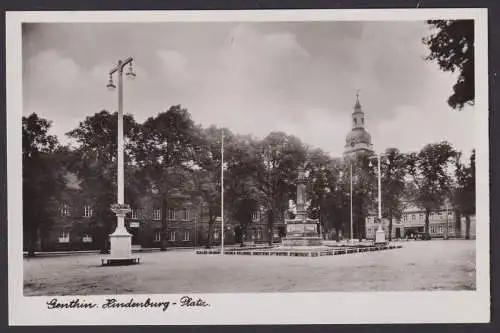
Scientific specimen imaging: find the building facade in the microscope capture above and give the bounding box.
[26,173,289,252]
[365,203,476,240]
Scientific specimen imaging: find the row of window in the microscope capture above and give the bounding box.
[365,223,456,236]
[59,204,191,221]
[58,230,193,243]
[60,205,94,217]
[429,223,455,234]
[58,232,92,243]
[155,231,191,242]
[366,210,454,224]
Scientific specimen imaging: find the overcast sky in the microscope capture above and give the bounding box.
[22,21,475,157]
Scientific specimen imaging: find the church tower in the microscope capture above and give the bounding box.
[343,93,373,159]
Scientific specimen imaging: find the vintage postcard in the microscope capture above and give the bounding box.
[6,8,489,325]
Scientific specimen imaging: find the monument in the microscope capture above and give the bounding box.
[282,166,323,247]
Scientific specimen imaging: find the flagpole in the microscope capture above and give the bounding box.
[221,127,225,255]
[350,163,353,243]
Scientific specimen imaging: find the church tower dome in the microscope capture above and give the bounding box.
[343,93,374,159]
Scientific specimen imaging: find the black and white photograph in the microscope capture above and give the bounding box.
[6,9,489,325]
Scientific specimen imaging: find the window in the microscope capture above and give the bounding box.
[131,209,138,219]
[169,209,175,220]
[183,231,190,241]
[403,214,407,222]
[153,209,161,221]
[252,211,259,221]
[411,214,415,221]
[169,231,176,241]
[257,230,262,239]
[60,203,70,216]
[58,231,69,243]
[83,205,93,218]
[420,213,424,220]
[155,231,161,242]
[82,234,92,243]
[180,208,189,221]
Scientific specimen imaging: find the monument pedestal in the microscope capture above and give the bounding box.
[102,205,140,266]
[375,226,386,244]
[282,221,322,247]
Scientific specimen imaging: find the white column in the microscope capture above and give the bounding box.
[117,65,124,205]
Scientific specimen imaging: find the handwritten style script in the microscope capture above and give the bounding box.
[46,296,210,312]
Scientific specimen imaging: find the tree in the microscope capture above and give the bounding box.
[23,113,65,256]
[66,110,140,253]
[380,148,408,240]
[224,132,262,246]
[134,105,200,250]
[423,20,474,110]
[192,125,223,249]
[406,142,456,237]
[306,148,334,238]
[309,157,350,241]
[256,132,307,245]
[453,150,476,239]
[351,156,377,240]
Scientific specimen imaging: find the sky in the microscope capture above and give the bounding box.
[22,21,475,157]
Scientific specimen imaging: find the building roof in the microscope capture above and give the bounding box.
[345,128,372,145]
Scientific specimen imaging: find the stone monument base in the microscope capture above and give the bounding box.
[102,231,140,266]
[282,222,323,247]
[375,227,386,244]
[282,236,323,246]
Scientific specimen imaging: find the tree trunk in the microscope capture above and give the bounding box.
[335,226,340,242]
[425,209,430,237]
[99,226,109,254]
[388,208,393,241]
[455,209,462,238]
[465,215,471,239]
[206,215,214,249]
[267,209,274,246]
[240,227,245,247]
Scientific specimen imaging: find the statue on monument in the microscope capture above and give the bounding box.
[282,164,323,247]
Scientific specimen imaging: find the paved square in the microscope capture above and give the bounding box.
[24,240,475,295]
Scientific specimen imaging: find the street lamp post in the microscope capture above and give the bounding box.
[350,163,354,243]
[369,153,386,244]
[102,57,139,266]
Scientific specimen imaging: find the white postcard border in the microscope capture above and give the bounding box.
[6,8,490,326]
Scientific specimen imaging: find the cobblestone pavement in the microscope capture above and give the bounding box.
[23,240,475,295]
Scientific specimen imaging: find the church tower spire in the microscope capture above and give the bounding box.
[352,91,365,129]
[344,92,373,159]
